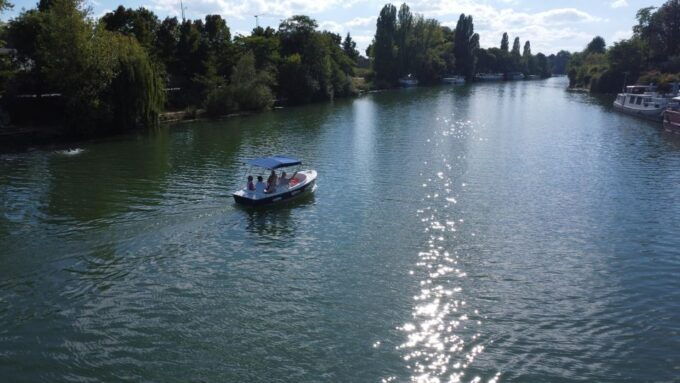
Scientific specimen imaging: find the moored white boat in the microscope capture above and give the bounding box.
[476,73,503,81]
[663,97,680,133]
[507,72,525,80]
[442,75,465,84]
[613,84,677,121]
[233,156,317,207]
[398,74,419,87]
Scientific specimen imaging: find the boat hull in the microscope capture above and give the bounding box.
[663,110,680,133]
[613,101,665,121]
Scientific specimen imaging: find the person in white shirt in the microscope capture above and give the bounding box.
[255,176,266,194]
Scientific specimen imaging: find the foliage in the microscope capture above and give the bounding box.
[567,0,680,93]
[453,14,477,79]
[4,0,164,133]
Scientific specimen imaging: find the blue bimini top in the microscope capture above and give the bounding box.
[245,156,302,170]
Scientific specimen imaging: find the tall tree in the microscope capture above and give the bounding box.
[372,3,397,84]
[511,37,521,56]
[342,32,359,62]
[500,32,509,52]
[510,36,521,71]
[395,3,414,76]
[453,14,477,79]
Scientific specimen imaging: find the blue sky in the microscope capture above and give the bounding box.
[1,0,668,55]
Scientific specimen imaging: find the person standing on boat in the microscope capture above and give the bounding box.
[255,176,266,194]
[266,170,278,193]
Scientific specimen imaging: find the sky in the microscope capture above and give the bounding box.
[1,0,669,55]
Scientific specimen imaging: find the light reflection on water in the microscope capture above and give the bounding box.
[388,117,501,383]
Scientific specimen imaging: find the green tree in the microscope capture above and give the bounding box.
[342,32,359,62]
[534,53,550,78]
[101,6,160,52]
[453,14,477,79]
[395,3,414,76]
[585,36,606,54]
[500,32,509,52]
[372,3,397,85]
[229,51,274,111]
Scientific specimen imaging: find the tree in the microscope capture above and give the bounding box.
[101,6,160,51]
[522,40,534,74]
[342,33,359,62]
[500,32,509,52]
[372,4,397,85]
[395,3,414,76]
[511,37,521,71]
[634,0,680,64]
[534,53,550,78]
[585,36,606,54]
[549,50,571,74]
[229,51,274,111]
[453,14,477,79]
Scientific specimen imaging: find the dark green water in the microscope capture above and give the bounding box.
[1,78,679,382]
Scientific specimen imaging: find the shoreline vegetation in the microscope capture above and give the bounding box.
[567,0,679,93]
[0,1,675,149]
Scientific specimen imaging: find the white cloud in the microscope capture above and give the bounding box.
[409,0,603,53]
[611,29,632,42]
[345,16,375,28]
[610,0,628,9]
[319,20,344,33]
[151,0,353,20]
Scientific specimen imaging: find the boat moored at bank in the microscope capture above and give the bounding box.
[442,75,465,84]
[233,156,317,207]
[398,74,419,87]
[613,84,679,121]
[663,97,680,133]
[476,73,503,81]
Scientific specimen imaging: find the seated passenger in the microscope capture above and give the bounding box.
[278,171,289,187]
[247,175,255,191]
[255,176,266,194]
[265,170,277,193]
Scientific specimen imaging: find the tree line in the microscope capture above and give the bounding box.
[0,0,361,135]
[567,0,680,93]
[366,3,560,87]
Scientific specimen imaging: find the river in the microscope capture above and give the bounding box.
[1,77,679,382]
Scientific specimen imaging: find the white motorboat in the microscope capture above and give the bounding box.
[233,156,317,207]
[613,84,678,121]
[476,73,503,81]
[507,72,525,80]
[442,75,465,85]
[398,74,419,87]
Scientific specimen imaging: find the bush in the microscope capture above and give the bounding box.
[205,86,237,117]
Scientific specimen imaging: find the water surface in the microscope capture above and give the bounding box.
[1,78,679,382]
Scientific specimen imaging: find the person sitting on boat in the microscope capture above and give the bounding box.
[255,176,266,194]
[247,175,255,191]
[278,171,289,187]
[265,170,278,193]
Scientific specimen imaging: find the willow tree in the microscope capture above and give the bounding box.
[108,34,165,131]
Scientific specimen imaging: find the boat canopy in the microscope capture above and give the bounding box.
[245,155,302,169]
